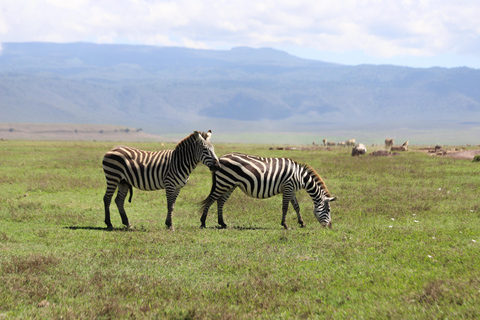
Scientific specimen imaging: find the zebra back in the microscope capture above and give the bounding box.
[103,146,173,191]
[210,152,326,198]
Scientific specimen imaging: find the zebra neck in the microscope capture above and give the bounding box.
[302,169,325,204]
[171,143,199,175]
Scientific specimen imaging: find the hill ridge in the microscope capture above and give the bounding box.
[1,42,479,143]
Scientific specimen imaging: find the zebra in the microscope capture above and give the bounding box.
[102,130,220,230]
[200,152,336,229]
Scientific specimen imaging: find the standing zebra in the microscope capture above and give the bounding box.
[200,152,336,229]
[102,130,220,230]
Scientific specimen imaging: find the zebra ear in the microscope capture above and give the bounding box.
[194,131,202,141]
[325,196,337,202]
[206,130,212,140]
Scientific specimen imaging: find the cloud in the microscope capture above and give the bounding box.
[0,0,479,64]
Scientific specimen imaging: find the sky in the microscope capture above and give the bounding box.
[1,0,479,69]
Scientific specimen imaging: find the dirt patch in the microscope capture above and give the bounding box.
[370,150,400,157]
[444,149,480,160]
[416,146,479,159]
[269,146,331,151]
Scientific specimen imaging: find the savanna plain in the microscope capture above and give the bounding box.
[1,140,479,319]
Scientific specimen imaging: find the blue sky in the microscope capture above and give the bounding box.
[1,0,479,69]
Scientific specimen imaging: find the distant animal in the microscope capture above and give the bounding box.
[102,130,220,230]
[385,138,394,150]
[323,138,327,146]
[327,141,336,146]
[351,143,367,156]
[337,142,346,147]
[391,140,409,151]
[346,139,356,147]
[200,153,336,229]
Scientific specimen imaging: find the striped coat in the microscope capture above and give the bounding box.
[102,130,219,230]
[200,152,336,229]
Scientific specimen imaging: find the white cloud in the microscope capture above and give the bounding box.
[0,0,479,66]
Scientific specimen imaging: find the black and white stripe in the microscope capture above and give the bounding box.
[102,130,220,230]
[200,152,336,229]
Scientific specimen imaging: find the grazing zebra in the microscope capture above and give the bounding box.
[102,130,220,230]
[200,153,336,229]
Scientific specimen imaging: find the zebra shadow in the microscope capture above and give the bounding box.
[64,226,137,232]
[229,225,271,231]
[201,224,270,231]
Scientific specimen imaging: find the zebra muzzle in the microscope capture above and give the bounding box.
[326,219,332,228]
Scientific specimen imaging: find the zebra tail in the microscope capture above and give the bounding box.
[128,184,133,203]
[199,171,217,213]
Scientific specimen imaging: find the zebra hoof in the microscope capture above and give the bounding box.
[200,224,206,229]
[106,226,113,231]
[165,221,174,231]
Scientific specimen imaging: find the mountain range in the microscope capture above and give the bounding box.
[1,42,479,144]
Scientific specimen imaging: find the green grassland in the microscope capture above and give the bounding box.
[1,140,480,319]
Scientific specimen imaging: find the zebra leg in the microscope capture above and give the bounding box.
[200,195,217,228]
[115,181,131,228]
[281,189,295,229]
[103,193,113,229]
[103,182,118,229]
[216,187,236,228]
[291,196,305,227]
[165,187,181,230]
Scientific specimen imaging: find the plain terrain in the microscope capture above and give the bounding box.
[2,122,480,147]
[1,140,480,319]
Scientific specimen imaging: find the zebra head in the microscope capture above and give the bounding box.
[314,195,336,228]
[194,130,220,171]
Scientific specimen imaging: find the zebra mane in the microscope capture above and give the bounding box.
[175,131,209,150]
[301,163,332,197]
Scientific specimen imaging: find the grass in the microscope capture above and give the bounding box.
[1,140,480,319]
